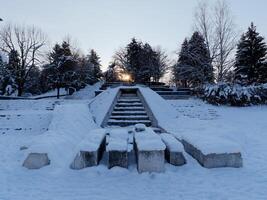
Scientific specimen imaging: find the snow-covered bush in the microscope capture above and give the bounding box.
[201,83,267,106]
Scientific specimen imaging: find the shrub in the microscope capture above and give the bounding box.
[200,83,267,106]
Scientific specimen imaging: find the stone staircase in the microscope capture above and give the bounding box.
[107,92,152,127]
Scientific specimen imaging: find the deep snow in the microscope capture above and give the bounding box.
[1,85,267,200]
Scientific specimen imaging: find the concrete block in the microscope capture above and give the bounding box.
[137,150,165,173]
[160,133,186,166]
[70,137,106,169]
[23,153,50,169]
[182,139,242,168]
[165,149,186,166]
[108,150,128,169]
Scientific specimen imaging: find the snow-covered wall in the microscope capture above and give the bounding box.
[89,87,120,126]
[139,87,179,133]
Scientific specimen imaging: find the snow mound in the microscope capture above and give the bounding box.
[24,103,99,168]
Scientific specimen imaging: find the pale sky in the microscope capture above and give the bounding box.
[1,0,267,70]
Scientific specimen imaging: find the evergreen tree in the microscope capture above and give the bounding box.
[46,41,77,97]
[88,49,102,81]
[234,23,267,84]
[173,32,213,87]
[125,38,144,82]
[0,54,16,95]
[173,39,191,87]
[188,32,213,85]
[122,38,167,82]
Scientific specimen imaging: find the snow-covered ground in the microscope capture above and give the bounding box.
[1,86,267,200]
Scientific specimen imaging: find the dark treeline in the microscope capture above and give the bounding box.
[0,0,267,97]
[108,38,168,83]
[0,24,102,96]
[173,23,267,87]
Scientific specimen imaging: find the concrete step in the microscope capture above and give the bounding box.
[113,107,145,111]
[115,103,143,107]
[117,99,141,103]
[110,115,149,120]
[161,95,190,100]
[107,120,152,127]
[111,111,147,116]
[152,127,164,134]
[157,91,190,95]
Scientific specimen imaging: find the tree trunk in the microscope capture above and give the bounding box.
[57,87,60,99]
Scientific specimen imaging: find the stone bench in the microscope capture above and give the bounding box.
[134,127,166,173]
[160,133,186,166]
[106,128,128,169]
[181,133,242,168]
[70,129,106,169]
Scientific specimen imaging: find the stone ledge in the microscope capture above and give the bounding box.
[182,139,243,168]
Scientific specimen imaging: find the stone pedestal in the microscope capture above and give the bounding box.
[136,150,165,173]
[108,150,128,169]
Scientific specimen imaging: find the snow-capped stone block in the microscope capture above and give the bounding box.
[182,133,242,168]
[134,128,166,173]
[160,133,186,166]
[135,123,146,132]
[23,153,50,169]
[70,129,106,170]
[106,128,128,169]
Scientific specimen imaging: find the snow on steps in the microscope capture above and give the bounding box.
[0,110,52,134]
[23,103,98,169]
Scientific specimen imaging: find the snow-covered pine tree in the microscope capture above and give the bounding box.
[46,41,78,97]
[88,49,102,82]
[187,32,214,86]
[173,39,191,87]
[125,38,144,82]
[234,23,267,85]
[173,33,213,87]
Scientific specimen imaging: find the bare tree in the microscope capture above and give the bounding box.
[0,23,47,96]
[194,0,237,82]
[213,0,237,82]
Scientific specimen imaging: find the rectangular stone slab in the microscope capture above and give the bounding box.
[136,150,165,173]
[182,139,242,168]
[108,150,128,169]
[160,133,186,166]
[106,128,129,169]
[70,133,106,170]
[134,128,166,173]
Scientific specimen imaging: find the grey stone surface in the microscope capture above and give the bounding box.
[136,150,165,173]
[165,149,186,166]
[70,137,106,170]
[108,150,128,169]
[182,139,243,168]
[70,151,98,169]
[23,153,50,169]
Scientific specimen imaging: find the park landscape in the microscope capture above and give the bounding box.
[0,0,267,200]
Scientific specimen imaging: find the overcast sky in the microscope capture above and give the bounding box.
[1,0,267,70]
